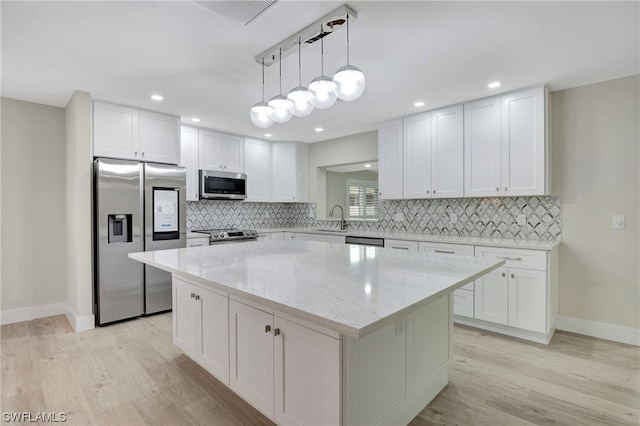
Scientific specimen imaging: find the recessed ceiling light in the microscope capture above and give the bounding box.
[264,133,272,138]
[315,127,323,132]
[364,164,372,168]
[151,94,164,101]
[488,81,501,89]
[191,117,201,123]
[414,101,425,107]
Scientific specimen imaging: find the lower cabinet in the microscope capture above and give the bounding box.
[173,277,229,385]
[474,267,509,325]
[293,232,345,244]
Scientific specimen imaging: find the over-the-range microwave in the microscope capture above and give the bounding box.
[199,170,247,200]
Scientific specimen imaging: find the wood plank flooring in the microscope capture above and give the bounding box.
[1,314,638,425]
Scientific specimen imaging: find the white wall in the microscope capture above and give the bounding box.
[552,75,639,337]
[308,131,378,218]
[1,98,68,322]
[64,91,94,331]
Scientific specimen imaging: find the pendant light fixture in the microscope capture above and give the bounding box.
[250,58,274,128]
[308,25,338,109]
[287,37,315,117]
[267,48,294,123]
[333,12,365,101]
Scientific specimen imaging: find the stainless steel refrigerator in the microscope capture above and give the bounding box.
[94,158,186,325]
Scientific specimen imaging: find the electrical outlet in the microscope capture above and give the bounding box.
[613,215,625,230]
[517,214,526,226]
[450,213,458,224]
[393,212,405,222]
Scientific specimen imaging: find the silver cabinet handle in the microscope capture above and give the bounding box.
[191,243,203,247]
[503,187,507,191]
[274,328,281,336]
[265,325,271,333]
[501,272,506,278]
[195,294,200,301]
[435,250,455,254]
[141,152,144,157]
[134,151,138,156]
[511,274,515,279]
[190,292,195,299]
[426,190,430,194]
[496,187,499,192]
[392,246,409,250]
[497,256,522,261]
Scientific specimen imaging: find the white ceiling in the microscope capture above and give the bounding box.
[2,1,638,143]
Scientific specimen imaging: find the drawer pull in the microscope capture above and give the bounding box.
[497,256,522,261]
[191,243,203,247]
[501,272,506,278]
[265,325,271,333]
[274,328,281,336]
[511,273,515,279]
[435,250,456,254]
[392,246,409,250]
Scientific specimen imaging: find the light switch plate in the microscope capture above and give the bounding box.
[613,215,625,230]
[517,214,526,226]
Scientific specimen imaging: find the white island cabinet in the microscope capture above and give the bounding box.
[130,241,503,425]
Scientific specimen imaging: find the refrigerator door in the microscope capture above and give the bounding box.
[144,163,187,314]
[95,158,144,324]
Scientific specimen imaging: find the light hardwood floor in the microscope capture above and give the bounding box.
[1,313,638,425]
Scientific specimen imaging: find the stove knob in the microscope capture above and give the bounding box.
[213,233,219,238]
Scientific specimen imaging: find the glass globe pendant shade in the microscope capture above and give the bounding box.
[287,86,315,117]
[250,102,274,128]
[308,76,337,109]
[333,65,365,101]
[267,95,294,123]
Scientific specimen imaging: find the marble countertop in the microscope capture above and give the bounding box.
[130,240,503,339]
[255,228,560,250]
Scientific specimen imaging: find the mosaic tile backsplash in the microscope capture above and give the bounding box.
[188,196,561,241]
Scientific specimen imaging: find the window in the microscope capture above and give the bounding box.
[347,179,379,220]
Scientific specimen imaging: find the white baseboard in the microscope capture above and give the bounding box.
[0,302,68,325]
[65,308,95,332]
[556,315,639,346]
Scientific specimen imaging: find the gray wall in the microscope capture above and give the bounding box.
[552,75,639,330]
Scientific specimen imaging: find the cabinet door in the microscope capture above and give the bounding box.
[501,87,545,196]
[229,300,274,418]
[186,237,209,248]
[222,134,244,173]
[198,129,223,171]
[403,112,432,199]
[508,269,546,333]
[274,317,340,426]
[378,119,403,199]
[180,126,200,201]
[244,138,272,201]
[200,287,230,385]
[464,96,502,197]
[272,143,297,202]
[173,278,198,357]
[431,104,463,198]
[453,289,474,317]
[93,101,139,160]
[294,233,345,244]
[474,267,508,325]
[139,110,179,164]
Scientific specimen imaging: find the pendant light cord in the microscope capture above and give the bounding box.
[298,36,302,86]
[261,57,266,102]
[320,24,324,76]
[346,13,350,66]
[278,48,283,95]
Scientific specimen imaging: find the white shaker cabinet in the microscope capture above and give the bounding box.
[180,126,199,201]
[186,237,209,248]
[403,112,432,199]
[385,239,418,251]
[229,299,274,418]
[430,104,464,198]
[198,129,244,173]
[464,87,548,197]
[474,267,509,325]
[378,118,404,199]
[294,233,345,244]
[272,142,308,202]
[94,101,179,164]
[244,138,273,202]
[173,277,229,385]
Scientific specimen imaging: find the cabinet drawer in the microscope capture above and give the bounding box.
[385,239,418,251]
[418,242,474,256]
[475,246,547,271]
[187,237,210,248]
[453,289,474,317]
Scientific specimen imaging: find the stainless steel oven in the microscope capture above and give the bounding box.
[192,228,258,244]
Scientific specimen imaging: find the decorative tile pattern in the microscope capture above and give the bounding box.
[188,196,562,241]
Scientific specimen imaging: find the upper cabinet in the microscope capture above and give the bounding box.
[379,85,549,201]
[93,101,179,164]
[244,138,272,202]
[198,129,244,173]
[378,119,404,199]
[465,87,548,197]
[272,142,309,202]
[179,126,199,201]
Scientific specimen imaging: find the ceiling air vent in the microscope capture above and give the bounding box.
[194,0,278,26]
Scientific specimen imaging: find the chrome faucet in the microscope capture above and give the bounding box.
[329,205,348,230]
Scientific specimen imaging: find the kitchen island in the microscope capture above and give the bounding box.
[130,240,503,425]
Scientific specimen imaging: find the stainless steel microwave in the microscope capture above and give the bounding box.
[199,170,247,200]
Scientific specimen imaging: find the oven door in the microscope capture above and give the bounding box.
[210,239,258,245]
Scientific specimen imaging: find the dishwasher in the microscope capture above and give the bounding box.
[345,235,385,247]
